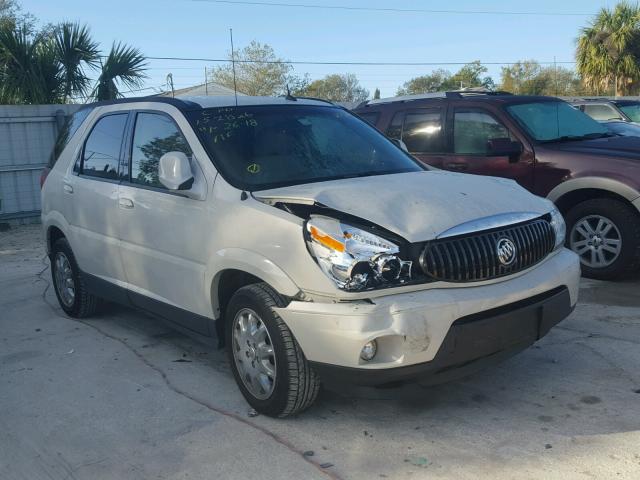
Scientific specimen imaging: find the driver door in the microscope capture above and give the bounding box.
[444,107,534,190]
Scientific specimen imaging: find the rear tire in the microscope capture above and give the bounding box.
[225,283,320,417]
[565,198,640,280]
[50,238,100,318]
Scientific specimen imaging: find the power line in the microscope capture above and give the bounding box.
[192,0,594,16]
[140,55,576,66]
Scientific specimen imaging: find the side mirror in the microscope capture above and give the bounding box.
[390,138,409,152]
[487,138,523,162]
[159,151,194,190]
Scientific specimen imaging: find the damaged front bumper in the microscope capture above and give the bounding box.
[274,248,580,387]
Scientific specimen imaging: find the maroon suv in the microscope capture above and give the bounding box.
[354,92,640,279]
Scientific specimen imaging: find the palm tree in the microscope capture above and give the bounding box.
[54,22,99,102]
[92,42,147,101]
[0,25,61,104]
[576,2,640,96]
[0,21,147,104]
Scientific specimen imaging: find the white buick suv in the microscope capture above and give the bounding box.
[41,96,580,417]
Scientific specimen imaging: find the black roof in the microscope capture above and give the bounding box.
[76,96,200,112]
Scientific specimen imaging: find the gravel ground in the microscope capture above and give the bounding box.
[1,224,639,480]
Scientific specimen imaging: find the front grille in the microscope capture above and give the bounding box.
[419,218,555,282]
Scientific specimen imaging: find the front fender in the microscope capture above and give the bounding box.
[206,248,301,317]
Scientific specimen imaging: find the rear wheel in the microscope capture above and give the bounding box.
[225,283,320,417]
[565,198,640,279]
[51,238,100,317]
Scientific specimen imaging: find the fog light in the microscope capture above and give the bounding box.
[360,340,378,361]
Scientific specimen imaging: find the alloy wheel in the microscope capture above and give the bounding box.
[54,252,76,307]
[231,308,276,400]
[570,215,622,269]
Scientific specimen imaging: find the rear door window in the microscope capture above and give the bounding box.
[401,109,444,153]
[453,109,511,155]
[130,112,192,189]
[81,114,128,180]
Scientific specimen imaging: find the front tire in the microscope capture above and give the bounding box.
[225,283,320,417]
[50,238,100,318]
[565,198,640,280]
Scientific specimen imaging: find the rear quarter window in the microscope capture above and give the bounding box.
[48,107,94,168]
[356,111,380,127]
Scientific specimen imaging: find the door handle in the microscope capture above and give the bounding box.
[119,198,134,209]
[445,162,468,171]
[63,184,73,194]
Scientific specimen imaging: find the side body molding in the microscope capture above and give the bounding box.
[207,248,301,317]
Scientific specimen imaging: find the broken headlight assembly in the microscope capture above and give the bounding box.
[305,216,412,291]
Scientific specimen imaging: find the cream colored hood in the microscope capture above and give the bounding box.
[254,170,553,243]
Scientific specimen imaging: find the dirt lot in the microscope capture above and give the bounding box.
[1,224,640,480]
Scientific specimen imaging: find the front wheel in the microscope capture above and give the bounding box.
[225,283,320,417]
[565,198,640,280]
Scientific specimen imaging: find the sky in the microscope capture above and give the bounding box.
[21,0,617,98]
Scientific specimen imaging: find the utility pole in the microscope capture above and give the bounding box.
[205,66,208,95]
[554,56,558,96]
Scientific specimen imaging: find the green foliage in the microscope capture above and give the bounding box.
[373,88,380,99]
[576,2,640,95]
[0,0,36,32]
[300,73,369,102]
[397,61,494,95]
[54,22,99,102]
[210,40,308,96]
[0,25,61,104]
[93,42,147,101]
[500,60,585,96]
[0,3,147,104]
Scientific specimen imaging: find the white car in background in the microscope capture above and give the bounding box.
[41,95,580,417]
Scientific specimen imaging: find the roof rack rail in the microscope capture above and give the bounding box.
[293,96,335,105]
[361,89,512,107]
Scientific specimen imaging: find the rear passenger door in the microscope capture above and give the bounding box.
[445,107,534,189]
[385,107,448,168]
[117,111,211,334]
[66,112,129,284]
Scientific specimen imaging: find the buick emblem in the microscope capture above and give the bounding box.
[496,238,517,266]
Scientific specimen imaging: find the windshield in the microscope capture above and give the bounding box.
[187,105,423,190]
[506,101,609,143]
[616,103,640,122]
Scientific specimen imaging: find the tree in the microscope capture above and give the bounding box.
[450,60,495,90]
[373,87,380,99]
[54,22,99,102]
[301,73,369,102]
[397,69,451,95]
[92,42,147,101]
[209,40,308,96]
[397,62,495,95]
[500,60,584,95]
[0,0,36,31]
[0,18,147,104]
[576,2,640,96]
